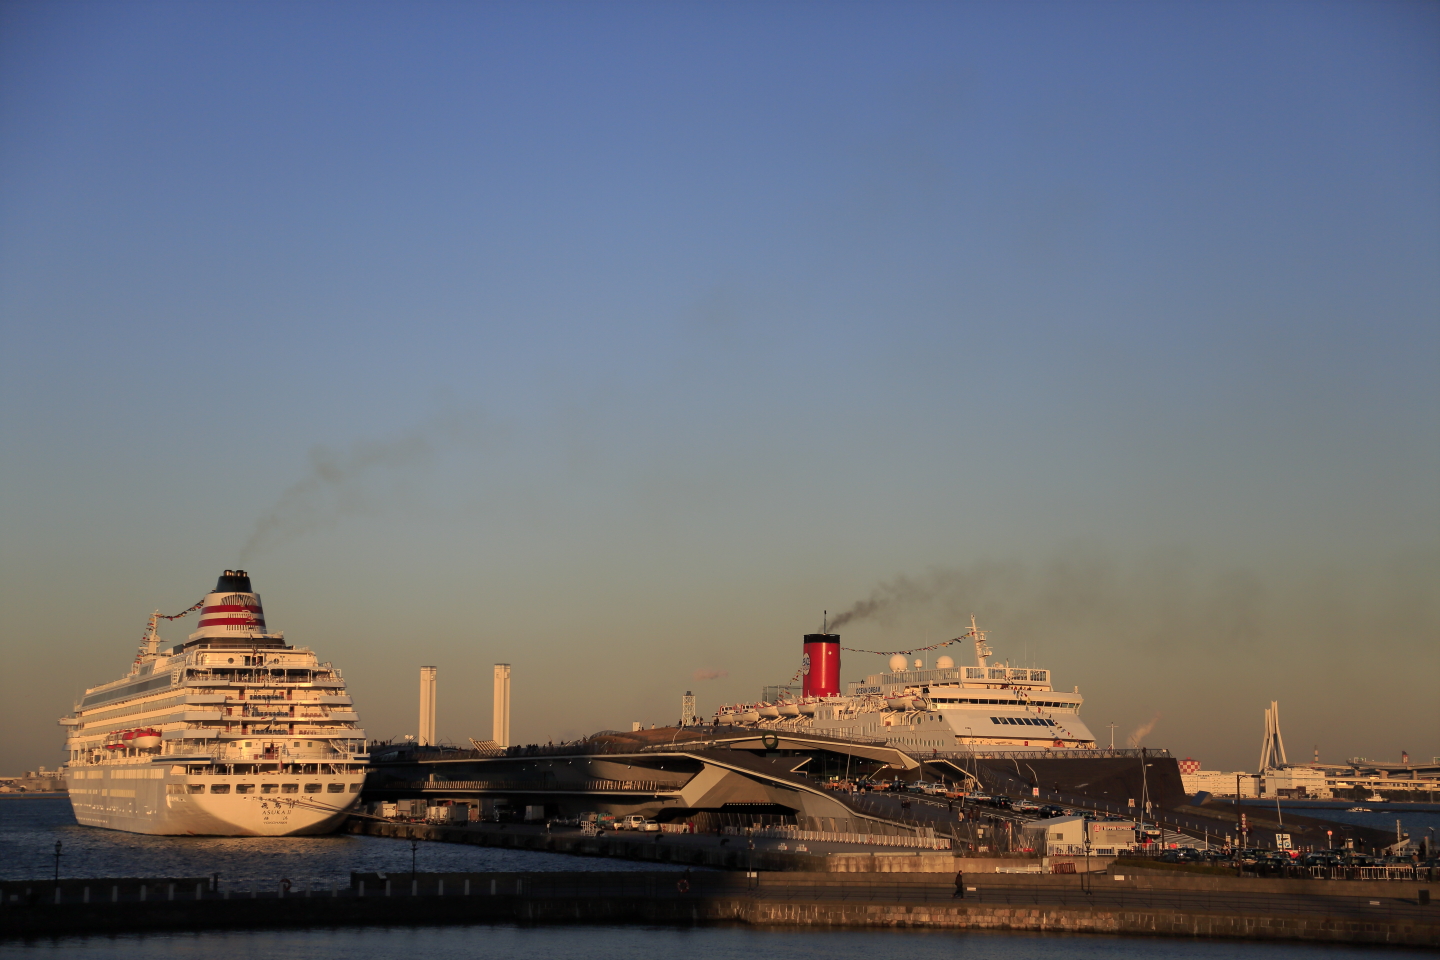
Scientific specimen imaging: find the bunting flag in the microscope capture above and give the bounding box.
[138,599,206,648]
[840,630,976,657]
[159,599,206,621]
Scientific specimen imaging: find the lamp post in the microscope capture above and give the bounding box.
[53,841,62,883]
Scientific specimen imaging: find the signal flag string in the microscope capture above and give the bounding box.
[137,599,206,648]
[839,630,977,657]
[159,600,206,621]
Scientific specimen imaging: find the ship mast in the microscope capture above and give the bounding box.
[971,613,991,668]
[135,610,161,665]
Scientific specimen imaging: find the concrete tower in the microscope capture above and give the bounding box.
[419,666,437,746]
[493,663,511,748]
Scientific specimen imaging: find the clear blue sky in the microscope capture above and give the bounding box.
[2,1,1436,774]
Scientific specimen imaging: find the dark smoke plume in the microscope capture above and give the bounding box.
[240,409,492,560]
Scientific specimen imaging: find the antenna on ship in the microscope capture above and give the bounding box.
[136,610,161,663]
[971,613,991,668]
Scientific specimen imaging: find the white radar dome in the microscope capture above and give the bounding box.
[935,655,954,669]
[888,654,908,672]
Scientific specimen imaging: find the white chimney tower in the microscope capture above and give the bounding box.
[493,663,511,747]
[418,666,437,746]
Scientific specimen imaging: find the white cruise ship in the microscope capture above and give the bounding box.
[716,618,1098,754]
[60,571,367,835]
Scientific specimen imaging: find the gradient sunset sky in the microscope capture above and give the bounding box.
[2,1,1435,775]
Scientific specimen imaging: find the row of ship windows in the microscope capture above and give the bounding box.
[990,716,1057,727]
[167,782,360,795]
[930,698,1072,707]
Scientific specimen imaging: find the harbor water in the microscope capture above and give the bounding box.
[0,798,687,887]
[0,922,1411,959]
[4,796,1434,957]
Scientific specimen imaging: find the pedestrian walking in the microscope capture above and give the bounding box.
[953,869,965,899]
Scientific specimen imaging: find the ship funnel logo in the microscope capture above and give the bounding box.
[801,653,811,676]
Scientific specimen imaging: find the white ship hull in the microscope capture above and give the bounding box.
[65,762,362,836]
[60,571,368,838]
[718,619,1098,753]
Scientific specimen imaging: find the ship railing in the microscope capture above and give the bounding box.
[745,825,951,850]
[926,747,1170,761]
[398,779,687,793]
[688,723,891,747]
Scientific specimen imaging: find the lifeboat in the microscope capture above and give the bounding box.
[738,710,760,723]
[777,703,800,717]
[798,702,817,716]
[104,731,126,750]
[758,704,781,719]
[131,728,163,749]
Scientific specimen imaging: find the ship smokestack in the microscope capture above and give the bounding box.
[418,666,437,746]
[802,633,840,697]
[189,569,268,642]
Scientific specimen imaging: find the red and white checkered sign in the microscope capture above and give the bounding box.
[1178,758,1200,774]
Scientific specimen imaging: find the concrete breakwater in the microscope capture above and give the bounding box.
[3,871,1434,947]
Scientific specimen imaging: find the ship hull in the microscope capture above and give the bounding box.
[789,706,1097,753]
[65,764,362,836]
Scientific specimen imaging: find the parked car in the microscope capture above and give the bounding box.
[641,819,660,832]
[617,815,647,831]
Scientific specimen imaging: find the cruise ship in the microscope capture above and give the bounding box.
[715,618,1098,753]
[60,571,367,835]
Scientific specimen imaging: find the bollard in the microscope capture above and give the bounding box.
[196,883,204,900]
[83,887,90,904]
[1421,889,1431,905]
[464,879,470,896]
[140,885,147,902]
[358,881,365,898]
[411,879,417,896]
[111,886,118,903]
[54,888,61,905]
[385,880,391,897]
[168,883,175,901]
[438,879,444,896]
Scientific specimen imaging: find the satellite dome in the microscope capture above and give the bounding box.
[935,655,954,669]
[888,654,908,672]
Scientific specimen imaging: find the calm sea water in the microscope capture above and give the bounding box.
[0,924,1414,959]
[3,798,1427,957]
[0,798,687,887]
